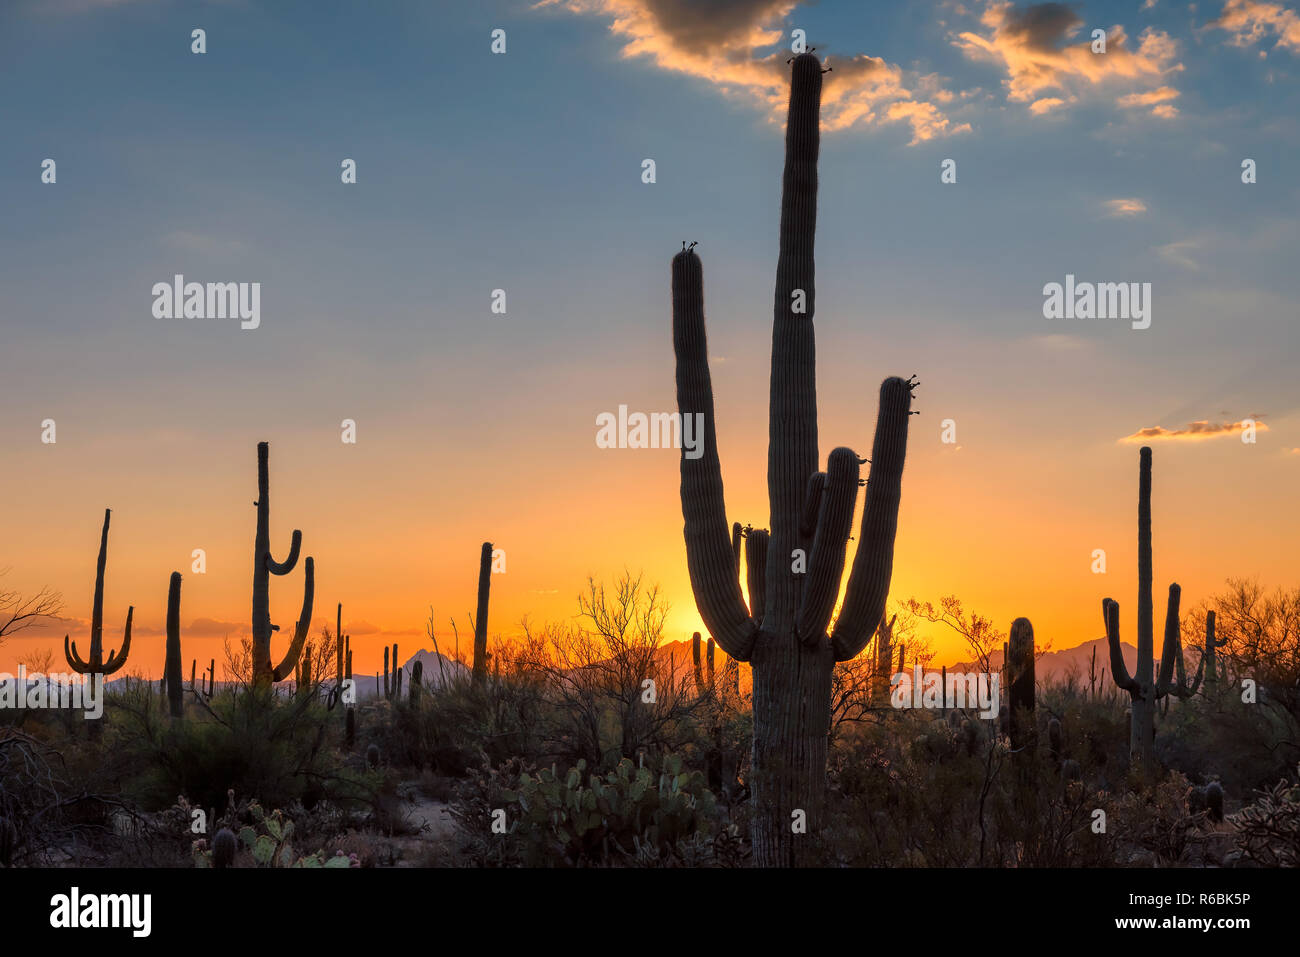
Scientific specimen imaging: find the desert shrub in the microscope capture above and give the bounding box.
[107,684,349,813]
[450,754,732,867]
[1230,763,1300,867]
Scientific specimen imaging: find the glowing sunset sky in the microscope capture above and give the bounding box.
[2,0,1298,678]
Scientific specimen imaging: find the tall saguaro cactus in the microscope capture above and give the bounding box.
[164,572,184,719]
[65,508,134,687]
[1006,618,1035,752]
[250,442,315,689]
[672,53,915,866]
[472,542,492,688]
[1104,446,1187,777]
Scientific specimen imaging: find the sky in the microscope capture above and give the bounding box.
[1,0,1297,678]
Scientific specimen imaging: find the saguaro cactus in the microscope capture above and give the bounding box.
[410,659,423,704]
[65,509,134,725]
[1007,618,1036,752]
[671,53,915,866]
[1202,610,1226,692]
[383,646,390,697]
[206,659,215,698]
[164,572,184,719]
[250,442,314,689]
[1104,446,1185,777]
[472,542,492,688]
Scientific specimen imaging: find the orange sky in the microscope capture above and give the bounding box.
[3,412,1295,679]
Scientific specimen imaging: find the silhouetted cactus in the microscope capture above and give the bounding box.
[250,442,314,689]
[164,571,183,719]
[190,659,196,692]
[64,508,134,681]
[1007,618,1035,753]
[383,646,390,697]
[366,744,380,769]
[1048,716,1062,762]
[393,643,402,698]
[692,632,707,695]
[1104,446,1184,776]
[671,52,915,865]
[212,827,237,869]
[206,659,215,698]
[410,659,423,704]
[1202,610,1226,692]
[334,602,345,687]
[472,542,492,688]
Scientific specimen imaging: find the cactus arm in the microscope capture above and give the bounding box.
[797,448,860,643]
[799,472,826,538]
[830,378,913,661]
[1104,598,1139,693]
[745,530,768,632]
[270,557,315,682]
[1155,584,1182,696]
[765,53,823,633]
[100,607,133,676]
[672,249,757,660]
[64,634,90,674]
[267,529,302,576]
[731,522,743,570]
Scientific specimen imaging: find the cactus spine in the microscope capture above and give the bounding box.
[164,571,183,719]
[472,542,492,688]
[250,442,314,689]
[1104,446,1183,777]
[671,53,915,866]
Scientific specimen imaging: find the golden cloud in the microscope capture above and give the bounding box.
[1214,0,1300,53]
[1119,419,1269,443]
[1103,197,1148,216]
[952,2,1182,109]
[535,0,970,143]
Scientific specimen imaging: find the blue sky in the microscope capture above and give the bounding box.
[1,0,1297,670]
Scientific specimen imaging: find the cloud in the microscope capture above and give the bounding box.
[1155,238,1203,269]
[1119,418,1269,442]
[345,620,381,635]
[187,617,244,637]
[1117,84,1180,116]
[534,0,970,143]
[1103,197,1148,216]
[1212,0,1300,54]
[952,2,1183,112]
[1028,95,1070,113]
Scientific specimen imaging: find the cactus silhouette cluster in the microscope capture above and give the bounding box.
[671,52,915,865]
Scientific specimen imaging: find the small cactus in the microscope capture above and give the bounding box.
[410,659,423,704]
[1048,716,1063,762]
[1206,781,1224,822]
[366,743,380,769]
[212,827,237,869]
